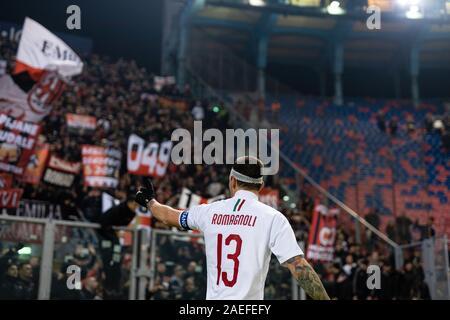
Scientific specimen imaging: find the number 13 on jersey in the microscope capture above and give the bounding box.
[216,233,242,287]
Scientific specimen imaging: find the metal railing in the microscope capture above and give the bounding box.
[0,214,145,300]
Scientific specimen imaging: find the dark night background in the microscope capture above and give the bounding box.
[0,0,449,98]
[0,0,164,73]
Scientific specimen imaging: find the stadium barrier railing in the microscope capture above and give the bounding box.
[398,236,450,300]
[0,214,148,300]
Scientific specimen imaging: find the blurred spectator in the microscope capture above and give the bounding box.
[365,209,380,250]
[396,212,412,244]
[12,262,36,300]
[80,276,101,300]
[191,101,205,121]
[352,259,369,300]
[389,118,398,136]
[0,264,19,299]
[376,110,386,132]
[181,276,201,300]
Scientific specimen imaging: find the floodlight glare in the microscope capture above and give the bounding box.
[327,1,345,15]
[406,5,423,19]
[249,0,266,6]
[398,0,420,6]
[18,247,32,255]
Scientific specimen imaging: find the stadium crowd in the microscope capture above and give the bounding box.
[0,36,443,300]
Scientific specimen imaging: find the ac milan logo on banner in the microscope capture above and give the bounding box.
[306,202,338,262]
[27,71,66,116]
[0,17,83,123]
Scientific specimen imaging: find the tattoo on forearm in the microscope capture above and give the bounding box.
[283,256,330,300]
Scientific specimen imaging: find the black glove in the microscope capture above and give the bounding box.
[135,178,156,207]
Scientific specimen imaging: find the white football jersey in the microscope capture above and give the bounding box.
[179,190,303,300]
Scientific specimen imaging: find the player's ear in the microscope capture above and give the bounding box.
[229,176,237,191]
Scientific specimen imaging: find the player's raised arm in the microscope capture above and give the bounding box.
[282,255,330,300]
[134,179,182,228]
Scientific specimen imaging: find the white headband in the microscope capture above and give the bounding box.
[230,168,263,184]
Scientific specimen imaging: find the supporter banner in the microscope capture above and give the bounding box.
[66,113,97,134]
[0,199,80,244]
[0,18,83,123]
[127,134,172,177]
[43,154,81,188]
[306,203,338,262]
[0,72,66,123]
[0,113,41,175]
[0,20,93,53]
[82,145,121,188]
[178,187,225,210]
[15,199,63,219]
[154,75,175,91]
[158,96,188,111]
[0,189,23,208]
[20,142,50,185]
[15,17,83,79]
[259,188,279,209]
[0,173,13,188]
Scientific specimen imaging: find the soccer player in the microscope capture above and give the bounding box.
[135,156,330,300]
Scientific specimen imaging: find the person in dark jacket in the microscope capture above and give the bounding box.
[401,262,417,299]
[352,259,369,300]
[0,264,19,299]
[13,262,36,300]
[80,276,101,300]
[379,263,401,300]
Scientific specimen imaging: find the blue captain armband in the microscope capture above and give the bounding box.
[179,210,191,230]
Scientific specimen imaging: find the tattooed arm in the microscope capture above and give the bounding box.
[282,255,330,300]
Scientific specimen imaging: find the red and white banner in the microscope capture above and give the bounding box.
[306,203,338,262]
[15,17,83,79]
[0,173,13,188]
[82,145,121,188]
[127,134,172,177]
[0,72,66,123]
[177,187,225,210]
[259,188,279,209]
[154,75,175,91]
[158,96,188,111]
[0,113,41,175]
[43,154,81,188]
[0,18,83,123]
[0,189,23,208]
[66,113,97,134]
[20,142,50,184]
